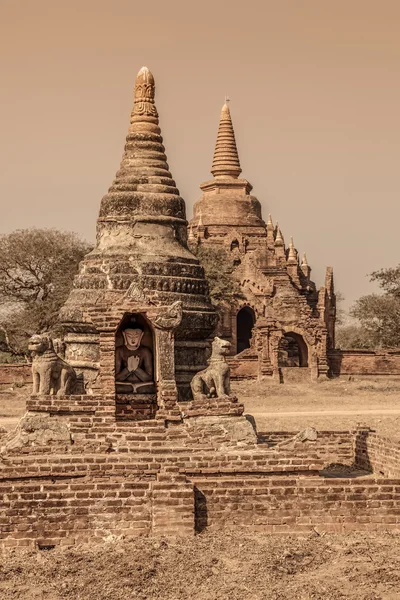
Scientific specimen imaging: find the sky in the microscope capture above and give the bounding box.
[1,0,399,309]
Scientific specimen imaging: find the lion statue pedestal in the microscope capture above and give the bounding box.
[180,337,257,448]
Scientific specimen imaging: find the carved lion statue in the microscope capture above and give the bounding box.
[29,334,77,396]
[190,337,231,401]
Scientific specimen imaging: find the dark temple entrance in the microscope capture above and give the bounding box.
[236,307,255,354]
[278,332,308,367]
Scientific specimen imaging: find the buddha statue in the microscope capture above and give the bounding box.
[115,324,155,394]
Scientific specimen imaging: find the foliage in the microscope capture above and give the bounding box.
[335,324,375,350]
[334,291,345,327]
[0,228,92,359]
[370,265,400,297]
[341,264,400,350]
[189,244,243,305]
[349,293,400,349]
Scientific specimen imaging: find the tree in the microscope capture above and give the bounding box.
[335,291,345,327]
[336,264,400,350]
[0,228,92,360]
[335,324,374,350]
[370,265,400,297]
[189,244,243,305]
[349,293,400,348]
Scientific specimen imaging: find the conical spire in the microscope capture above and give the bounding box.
[301,253,308,267]
[287,236,298,264]
[198,210,204,227]
[187,222,196,243]
[275,223,285,247]
[211,102,242,179]
[98,66,185,226]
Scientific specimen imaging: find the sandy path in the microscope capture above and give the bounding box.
[250,408,400,417]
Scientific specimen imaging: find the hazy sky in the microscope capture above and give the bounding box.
[1,0,399,308]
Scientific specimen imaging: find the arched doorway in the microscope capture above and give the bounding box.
[236,307,255,354]
[278,332,308,367]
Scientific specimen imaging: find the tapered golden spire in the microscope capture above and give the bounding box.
[211,102,242,178]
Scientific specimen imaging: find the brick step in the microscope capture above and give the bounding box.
[108,446,207,454]
[113,431,167,440]
[113,425,167,434]
[115,419,162,428]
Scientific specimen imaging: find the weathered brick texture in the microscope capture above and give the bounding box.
[192,477,400,534]
[329,350,400,376]
[355,431,400,478]
[2,428,400,545]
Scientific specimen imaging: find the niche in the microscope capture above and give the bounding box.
[115,313,156,395]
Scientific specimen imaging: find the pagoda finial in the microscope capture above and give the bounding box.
[287,236,298,264]
[267,214,273,227]
[131,66,158,120]
[188,221,195,242]
[211,101,242,179]
[275,224,285,247]
[301,253,311,278]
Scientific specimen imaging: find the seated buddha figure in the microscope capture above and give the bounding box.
[115,324,155,394]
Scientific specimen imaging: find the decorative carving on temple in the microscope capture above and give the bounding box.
[190,337,231,400]
[115,319,155,394]
[150,301,183,330]
[125,278,151,304]
[29,334,77,396]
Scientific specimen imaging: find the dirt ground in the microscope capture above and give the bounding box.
[0,530,399,600]
[1,378,400,599]
[232,377,400,440]
[2,377,400,438]
[0,385,30,432]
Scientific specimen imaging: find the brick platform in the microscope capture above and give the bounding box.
[1,412,400,547]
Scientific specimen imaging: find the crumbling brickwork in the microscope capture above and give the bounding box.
[1,426,400,547]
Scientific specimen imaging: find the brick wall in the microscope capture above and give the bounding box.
[192,476,400,533]
[0,459,194,548]
[329,350,400,376]
[1,427,400,545]
[227,355,258,379]
[0,363,32,385]
[355,431,400,478]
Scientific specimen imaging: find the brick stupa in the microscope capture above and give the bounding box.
[60,67,217,411]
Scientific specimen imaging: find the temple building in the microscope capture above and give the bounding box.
[189,102,336,381]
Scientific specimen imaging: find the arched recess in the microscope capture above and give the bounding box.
[278,332,309,367]
[236,306,255,354]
